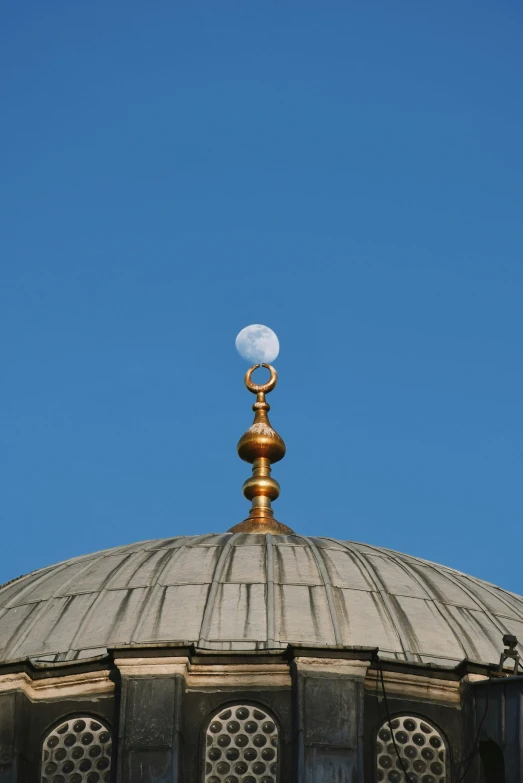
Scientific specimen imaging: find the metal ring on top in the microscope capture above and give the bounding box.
[244,363,278,394]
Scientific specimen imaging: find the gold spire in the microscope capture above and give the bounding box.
[228,364,295,535]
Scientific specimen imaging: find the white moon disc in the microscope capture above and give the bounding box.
[235,324,280,364]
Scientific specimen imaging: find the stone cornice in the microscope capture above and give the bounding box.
[0,669,114,700]
[114,656,188,677]
[365,667,461,705]
[0,645,507,703]
[294,657,370,680]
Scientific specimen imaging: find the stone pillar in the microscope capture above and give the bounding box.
[115,656,187,783]
[293,657,369,783]
[0,691,29,783]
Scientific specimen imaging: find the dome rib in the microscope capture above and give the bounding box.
[461,570,523,624]
[374,550,473,661]
[265,534,277,648]
[67,588,113,661]
[365,542,523,624]
[353,542,522,664]
[198,533,240,648]
[1,562,69,609]
[130,582,164,647]
[326,539,416,662]
[0,602,42,662]
[407,552,511,636]
[302,536,343,646]
[1,554,114,663]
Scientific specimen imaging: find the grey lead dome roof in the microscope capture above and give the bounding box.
[1,533,523,668]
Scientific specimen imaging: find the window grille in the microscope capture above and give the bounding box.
[41,717,112,783]
[376,715,447,782]
[204,704,278,783]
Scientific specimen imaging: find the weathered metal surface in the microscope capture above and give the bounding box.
[1,534,522,666]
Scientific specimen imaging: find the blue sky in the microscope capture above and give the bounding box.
[1,2,522,592]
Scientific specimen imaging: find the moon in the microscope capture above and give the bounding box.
[235,324,280,364]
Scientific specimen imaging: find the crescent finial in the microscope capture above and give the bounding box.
[244,364,278,395]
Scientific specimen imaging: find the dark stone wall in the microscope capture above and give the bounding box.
[0,692,29,783]
[471,676,523,783]
[4,659,518,782]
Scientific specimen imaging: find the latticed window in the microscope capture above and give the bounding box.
[376,715,447,782]
[204,703,279,783]
[41,716,112,783]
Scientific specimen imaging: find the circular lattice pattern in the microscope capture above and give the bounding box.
[376,716,447,783]
[41,717,112,783]
[204,704,278,783]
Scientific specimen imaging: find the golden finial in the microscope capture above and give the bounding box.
[228,364,294,535]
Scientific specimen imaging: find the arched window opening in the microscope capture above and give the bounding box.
[376,715,447,782]
[41,716,112,783]
[204,703,279,782]
[479,740,505,783]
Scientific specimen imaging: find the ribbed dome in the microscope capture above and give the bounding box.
[1,533,522,667]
